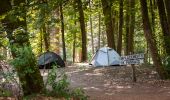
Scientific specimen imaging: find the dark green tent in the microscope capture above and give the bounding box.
[38,51,65,69]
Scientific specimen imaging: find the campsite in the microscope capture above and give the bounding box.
[1,0,170,100]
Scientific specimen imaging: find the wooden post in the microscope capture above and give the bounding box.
[131,64,137,82]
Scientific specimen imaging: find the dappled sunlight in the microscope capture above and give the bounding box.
[105,92,116,95]
[83,86,101,91]
[85,73,102,76]
[66,70,83,74]
[74,63,90,67]
[116,85,131,89]
[40,69,50,76]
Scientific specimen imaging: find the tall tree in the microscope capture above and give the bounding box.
[56,9,61,54]
[128,0,135,54]
[117,0,124,55]
[0,0,44,95]
[89,0,94,54]
[75,0,87,62]
[140,0,169,79]
[40,0,50,52]
[42,25,50,51]
[164,0,170,26]
[101,0,115,49]
[60,3,66,61]
[125,0,130,55]
[156,0,170,55]
[149,0,156,33]
[98,12,101,49]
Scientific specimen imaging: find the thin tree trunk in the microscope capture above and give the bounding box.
[156,0,170,55]
[60,3,66,61]
[76,0,87,62]
[112,11,116,48]
[150,0,156,33]
[55,8,60,54]
[43,25,49,51]
[140,0,169,79]
[164,0,170,26]
[128,0,135,54]
[89,0,94,54]
[98,12,101,49]
[125,0,130,55]
[101,0,115,49]
[38,29,43,53]
[73,32,76,63]
[117,0,124,55]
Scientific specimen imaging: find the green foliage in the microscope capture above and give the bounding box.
[0,87,12,97]
[72,88,88,100]
[45,65,70,97]
[11,28,29,44]
[0,54,4,60]
[164,56,170,73]
[10,46,37,74]
[44,65,88,99]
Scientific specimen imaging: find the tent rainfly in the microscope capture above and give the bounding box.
[90,47,121,67]
[38,51,65,69]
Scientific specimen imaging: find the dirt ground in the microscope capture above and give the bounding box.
[64,63,170,100]
[1,61,170,100]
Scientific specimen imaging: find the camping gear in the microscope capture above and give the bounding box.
[38,51,65,69]
[90,47,121,67]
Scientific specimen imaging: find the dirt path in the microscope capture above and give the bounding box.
[65,63,170,100]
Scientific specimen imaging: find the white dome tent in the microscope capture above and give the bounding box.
[90,47,121,67]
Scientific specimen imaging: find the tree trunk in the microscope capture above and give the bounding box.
[40,29,43,53]
[156,0,170,55]
[1,0,44,95]
[101,0,115,49]
[140,0,169,79]
[117,0,124,55]
[164,0,170,26]
[98,12,101,49]
[55,8,60,54]
[76,0,87,62]
[73,32,76,63]
[60,3,66,61]
[149,0,156,33]
[89,0,94,54]
[125,0,130,55]
[43,25,49,51]
[128,0,135,54]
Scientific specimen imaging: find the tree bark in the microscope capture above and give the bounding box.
[73,32,76,63]
[156,0,170,55]
[43,25,50,51]
[89,0,94,54]
[128,0,135,54]
[164,0,170,26]
[149,0,156,33]
[60,3,66,61]
[125,0,130,55]
[40,29,43,53]
[76,0,87,62]
[98,12,101,49]
[140,0,169,79]
[117,0,124,55]
[55,8,60,54]
[101,0,115,49]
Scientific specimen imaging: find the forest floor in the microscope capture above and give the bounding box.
[64,63,170,100]
[1,62,170,100]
